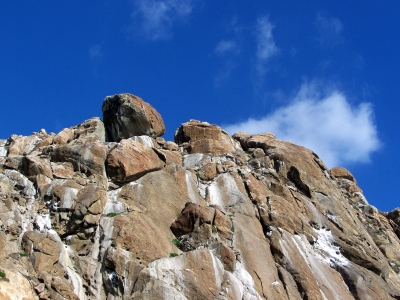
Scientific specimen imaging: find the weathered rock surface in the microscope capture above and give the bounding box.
[106,139,164,183]
[0,96,399,300]
[102,93,165,142]
[175,120,236,154]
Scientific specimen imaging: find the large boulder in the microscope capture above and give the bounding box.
[102,93,165,142]
[48,143,108,176]
[106,139,164,183]
[331,166,356,182]
[174,120,236,154]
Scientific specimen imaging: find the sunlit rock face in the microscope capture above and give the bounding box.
[102,93,166,142]
[174,120,237,155]
[0,94,400,299]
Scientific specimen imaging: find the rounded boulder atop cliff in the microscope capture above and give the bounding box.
[102,93,165,142]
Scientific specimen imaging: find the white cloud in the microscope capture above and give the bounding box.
[316,12,343,47]
[223,83,381,168]
[255,15,278,73]
[215,40,239,55]
[133,0,193,40]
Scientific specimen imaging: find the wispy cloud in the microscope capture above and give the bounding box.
[316,12,343,47]
[214,60,236,86]
[255,15,278,74]
[89,44,103,60]
[132,0,193,40]
[213,16,242,85]
[215,40,239,56]
[223,82,381,168]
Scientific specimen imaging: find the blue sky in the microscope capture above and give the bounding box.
[1,1,399,211]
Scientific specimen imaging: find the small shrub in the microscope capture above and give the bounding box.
[19,253,28,257]
[231,227,235,233]
[170,253,179,257]
[172,238,181,247]
[212,226,218,234]
[394,263,400,273]
[107,212,121,217]
[0,271,5,278]
[357,215,362,222]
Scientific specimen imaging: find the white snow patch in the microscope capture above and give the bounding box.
[185,171,202,204]
[59,243,86,300]
[353,192,369,205]
[140,250,262,300]
[286,232,350,298]
[183,153,204,168]
[313,228,348,266]
[197,181,208,199]
[131,136,156,148]
[91,217,115,298]
[104,188,124,215]
[207,173,246,208]
[0,140,7,157]
[34,214,52,232]
[60,188,79,209]
[5,170,36,198]
[208,180,224,207]
[233,261,262,300]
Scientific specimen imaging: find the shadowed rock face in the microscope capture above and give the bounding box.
[0,94,400,300]
[102,93,165,142]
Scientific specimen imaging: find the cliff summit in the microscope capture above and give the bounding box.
[0,93,399,300]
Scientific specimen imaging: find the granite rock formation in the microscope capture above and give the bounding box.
[102,93,165,142]
[0,93,399,299]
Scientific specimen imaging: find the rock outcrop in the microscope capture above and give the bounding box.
[0,93,399,300]
[102,93,165,142]
[174,119,236,154]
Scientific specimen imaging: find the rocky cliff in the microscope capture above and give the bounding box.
[0,93,400,300]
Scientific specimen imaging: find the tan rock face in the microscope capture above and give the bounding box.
[170,202,215,237]
[7,134,41,157]
[48,142,108,176]
[53,128,74,145]
[132,249,262,300]
[331,166,357,182]
[174,120,236,154]
[106,139,164,183]
[2,98,400,300]
[0,269,38,300]
[69,117,105,144]
[102,93,165,142]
